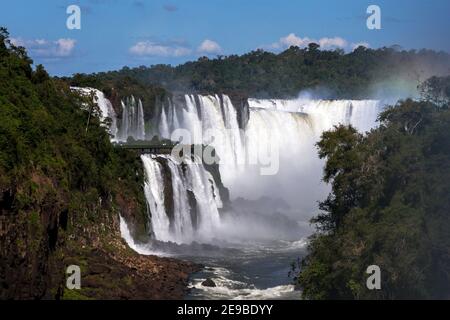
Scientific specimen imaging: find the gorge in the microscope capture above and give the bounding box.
[2,0,450,299]
[80,88,382,299]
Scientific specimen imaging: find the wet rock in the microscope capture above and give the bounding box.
[202,278,216,287]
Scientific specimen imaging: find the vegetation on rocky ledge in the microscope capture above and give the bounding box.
[0,27,197,299]
[62,71,169,121]
[296,76,450,299]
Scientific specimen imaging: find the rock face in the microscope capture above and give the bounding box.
[203,157,230,210]
[102,83,168,121]
[63,245,200,300]
[0,36,199,300]
[201,278,216,288]
[0,98,196,301]
[228,93,250,130]
[0,181,200,300]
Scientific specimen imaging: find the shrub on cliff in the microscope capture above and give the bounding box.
[0,27,148,299]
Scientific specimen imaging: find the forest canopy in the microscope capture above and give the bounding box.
[67,44,450,100]
[0,27,148,298]
[296,76,450,299]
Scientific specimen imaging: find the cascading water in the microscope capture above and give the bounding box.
[154,94,246,186]
[240,98,380,211]
[72,88,381,243]
[71,88,226,244]
[145,95,382,299]
[141,154,223,244]
[75,87,384,299]
[152,94,381,214]
[117,95,146,142]
[71,87,147,142]
[248,98,380,133]
[70,87,118,137]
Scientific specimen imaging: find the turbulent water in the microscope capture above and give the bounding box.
[83,88,382,299]
[148,95,380,299]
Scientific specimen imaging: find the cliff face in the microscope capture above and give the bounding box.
[0,175,199,299]
[0,32,198,300]
[102,83,168,122]
[228,93,250,130]
[1,170,67,299]
[203,158,231,210]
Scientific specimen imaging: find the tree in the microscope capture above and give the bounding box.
[298,77,450,299]
[419,76,450,106]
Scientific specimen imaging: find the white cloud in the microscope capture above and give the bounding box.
[317,37,348,49]
[197,39,222,55]
[129,39,223,57]
[351,42,370,50]
[275,33,311,48]
[54,39,76,56]
[10,37,76,58]
[129,41,192,57]
[270,33,349,50]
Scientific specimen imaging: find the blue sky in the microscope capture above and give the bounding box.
[1,0,449,76]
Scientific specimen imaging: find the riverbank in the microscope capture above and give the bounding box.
[63,243,201,300]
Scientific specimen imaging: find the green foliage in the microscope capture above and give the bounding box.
[298,86,450,299]
[78,44,450,99]
[61,72,168,120]
[419,75,450,106]
[0,28,149,298]
[0,29,144,199]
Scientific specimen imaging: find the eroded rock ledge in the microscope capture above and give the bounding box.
[63,245,200,300]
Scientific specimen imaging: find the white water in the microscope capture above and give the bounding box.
[241,98,380,211]
[185,239,309,300]
[248,98,380,133]
[188,266,297,300]
[119,215,171,256]
[70,87,118,137]
[154,94,246,186]
[117,95,146,142]
[154,95,381,216]
[71,87,146,142]
[75,88,383,300]
[141,154,222,244]
[73,88,381,244]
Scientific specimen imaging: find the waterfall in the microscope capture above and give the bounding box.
[70,87,147,142]
[141,155,171,242]
[73,88,382,244]
[70,87,118,137]
[152,94,380,191]
[117,96,146,142]
[241,98,380,212]
[148,94,381,223]
[154,94,247,186]
[248,98,380,133]
[141,154,222,244]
